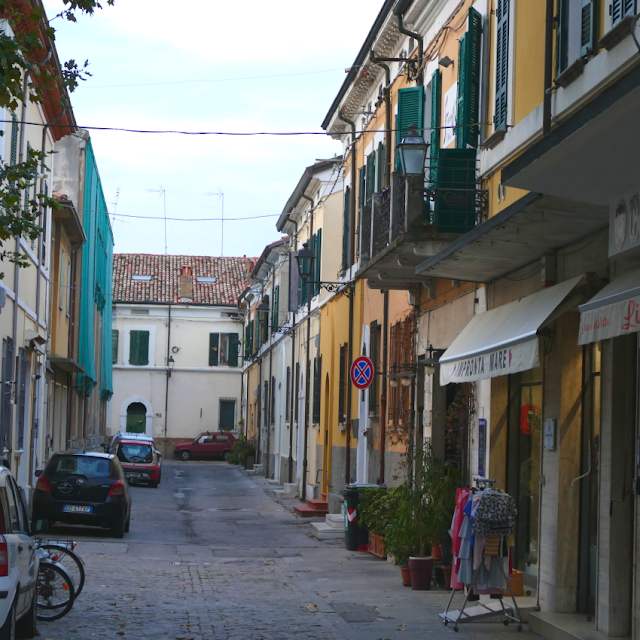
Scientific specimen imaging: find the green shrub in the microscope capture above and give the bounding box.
[227,439,256,465]
[358,487,402,535]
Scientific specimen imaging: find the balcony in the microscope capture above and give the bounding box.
[357,149,488,289]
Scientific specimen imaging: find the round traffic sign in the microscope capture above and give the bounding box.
[351,356,375,390]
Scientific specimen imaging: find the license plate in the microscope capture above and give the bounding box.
[126,473,145,479]
[63,505,92,513]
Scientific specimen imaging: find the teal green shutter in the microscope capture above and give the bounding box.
[245,324,250,358]
[456,8,482,149]
[342,186,350,271]
[376,142,384,191]
[249,320,254,354]
[271,285,279,331]
[495,0,510,131]
[430,69,442,187]
[315,229,322,296]
[396,86,425,171]
[557,0,569,73]
[10,113,18,166]
[365,153,375,205]
[579,0,596,56]
[220,400,235,430]
[209,333,219,366]
[112,330,119,364]
[313,357,321,424]
[228,333,239,367]
[358,167,366,208]
[129,331,149,366]
[612,0,634,25]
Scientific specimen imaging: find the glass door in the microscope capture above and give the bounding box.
[507,366,543,576]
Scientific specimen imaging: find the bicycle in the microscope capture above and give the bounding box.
[35,538,85,598]
[35,549,76,621]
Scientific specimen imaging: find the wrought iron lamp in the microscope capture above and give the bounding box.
[418,344,445,376]
[296,242,315,283]
[167,355,175,377]
[397,124,429,176]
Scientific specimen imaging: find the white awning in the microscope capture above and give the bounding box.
[578,267,640,345]
[439,276,584,385]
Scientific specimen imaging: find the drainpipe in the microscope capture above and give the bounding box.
[379,289,389,484]
[266,341,273,479]
[543,0,554,135]
[345,283,354,487]
[163,305,171,458]
[66,246,79,449]
[394,10,424,86]
[370,52,393,187]
[257,354,263,464]
[301,194,314,501]
[338,113,357,267]
[288,321,296,484]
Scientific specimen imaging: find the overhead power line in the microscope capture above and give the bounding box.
[109,213,280,222]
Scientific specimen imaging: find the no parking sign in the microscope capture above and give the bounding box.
[350,356,374,390]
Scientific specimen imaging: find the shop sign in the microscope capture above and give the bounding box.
[439,338,539,385]
[609,192,640,258]
[578,294,640,344]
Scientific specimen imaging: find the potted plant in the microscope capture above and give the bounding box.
[406,444,457,590]
[358,487,401,559]
[384,508,418,587]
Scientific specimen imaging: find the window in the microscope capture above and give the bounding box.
[59,248,66,310]
[611,0,636,27]
[557,0,597,74]
[285,366,291,422]
[129,330,150,366]
[396,86,425,171]
[313,356,322,424]
[198,435,214,444]
[197,277,216,283]
[209,333,239,367]
[218,400,236,430]
[112,330,119,364]
[132,275,151,281]
[430,69,442,187]
[494,0,510,131]
[4,479,20,533]
[131,308,149,315]
[216,434,231,443]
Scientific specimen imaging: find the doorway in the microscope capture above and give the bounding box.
[507,365,543,577]
[126,402,146,433]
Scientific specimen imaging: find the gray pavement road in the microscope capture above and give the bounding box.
[37,460,538,640]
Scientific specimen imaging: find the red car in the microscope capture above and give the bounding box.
[112,437,162,488]
[174,432,236,461]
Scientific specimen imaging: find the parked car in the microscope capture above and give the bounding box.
[174,432,236,461]
[111,437,162,488]
[32,452,132,539]
[0,463,38,638]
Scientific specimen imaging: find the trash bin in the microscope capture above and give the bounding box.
[342,483,380,551]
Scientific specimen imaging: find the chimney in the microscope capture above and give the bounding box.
[180,265,193,302]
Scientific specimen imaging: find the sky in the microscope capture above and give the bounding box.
[41,0,383,259]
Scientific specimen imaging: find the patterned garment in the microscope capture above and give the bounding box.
[472,490,517,536]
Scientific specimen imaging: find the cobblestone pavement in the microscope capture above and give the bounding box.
[37,461,538,640]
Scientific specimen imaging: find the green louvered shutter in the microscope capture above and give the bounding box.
[315,229,322,296]
[430,69,442,187]
[456,8,482,149]
[249,320,254,354]
[376,142,385,191]
[271,285,279,331]
[396,86,425,172]
[366,153,375,205]
[10,113,18,166]
[209,333,219,366]
[557,0,569,73]
[358,166,366,208]
[129,330,149,366]
[112,330,119,364]
[494,0,510,131]
[245,324,250,358]
[580,0,596,56]
[228,333,239,367]
[342,186,350,271]
[611,0,622,24]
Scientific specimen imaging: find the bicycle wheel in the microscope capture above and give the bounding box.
[36,561,76,621]
[39,544,85,597]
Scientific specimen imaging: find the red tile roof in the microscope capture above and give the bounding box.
[113,254,254,306]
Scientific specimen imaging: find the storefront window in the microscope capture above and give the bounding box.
[507,365,543,576]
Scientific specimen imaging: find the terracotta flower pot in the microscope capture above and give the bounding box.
[430,541,443,561]
[400,565,412,587]
[409,556,433,591]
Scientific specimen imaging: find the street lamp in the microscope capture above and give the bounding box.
[418,344,444,376]
[167,355,175,378]
[296,242,315,283]
[397,124,429,176]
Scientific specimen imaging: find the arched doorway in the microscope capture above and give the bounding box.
[126,403,147,433]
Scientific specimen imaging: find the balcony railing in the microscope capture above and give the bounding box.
[359,149,488,267]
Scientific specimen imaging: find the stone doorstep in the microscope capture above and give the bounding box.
[283,483,298,495]
[267,479,281,485]
[527,612,612,640]
[293,504,328,518]
[325,514,344,530]
[310,521,345,540]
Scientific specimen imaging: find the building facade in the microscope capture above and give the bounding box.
[112,255,249,455]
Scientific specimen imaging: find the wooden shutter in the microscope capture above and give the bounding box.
[313,357,319,423]
[494,0,510,131]
[245,324,251,358]
[249,320,254,354]
[580,0,596,56]
[396,86,425,172]
[368,321,379,415]
[285,366,291,422]
[314,229,322,296]
[342,187,350,271]
[10,113,18,166]
[614,0,636,23]
[456,8,482,149]
[430,69,442,187]
[271,377,276,424]
[338,345,346,422]
[295,363,300,421]
[376,142,385,192]
[220,400,235,430]
[228,333,239,367]
[358,167,366,208]
[129,330,149,366]
[209,333,219,366]
[112,330,119,364]
[271,285,279,331]
[310,234,317,299]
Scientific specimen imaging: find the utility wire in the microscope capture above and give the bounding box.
[109,213,280,222]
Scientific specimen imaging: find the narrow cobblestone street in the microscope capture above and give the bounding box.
[39,461,538,640]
